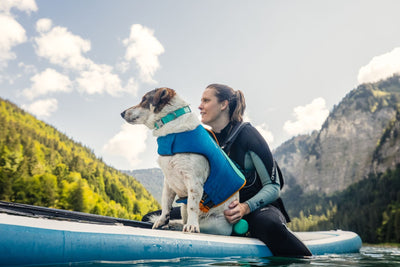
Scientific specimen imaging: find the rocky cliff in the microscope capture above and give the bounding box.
[275,75,400,194]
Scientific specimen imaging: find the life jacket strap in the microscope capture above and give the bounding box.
[199,193,215,212]
[175,194,216,213]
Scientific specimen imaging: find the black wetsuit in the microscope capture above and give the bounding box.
[143,122,311,257]
[216,121,311,257]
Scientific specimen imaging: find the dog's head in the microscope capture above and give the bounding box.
[121,87,176,129]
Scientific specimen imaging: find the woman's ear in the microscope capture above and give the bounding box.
[220,99,229,111]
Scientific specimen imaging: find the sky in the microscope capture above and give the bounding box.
[1,0,400,170]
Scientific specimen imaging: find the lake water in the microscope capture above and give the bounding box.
[62,246,400,266]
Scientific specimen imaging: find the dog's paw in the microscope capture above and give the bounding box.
[183,224,200,233]
[152,217,169,229]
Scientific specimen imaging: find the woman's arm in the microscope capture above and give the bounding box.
[224,124,280,223]
[244,151,280,212]
[224,151,280,224]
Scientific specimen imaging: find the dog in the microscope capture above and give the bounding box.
[121,87,242,235]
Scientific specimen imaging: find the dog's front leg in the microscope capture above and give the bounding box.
[153,180,176,229]
[183,182,203,233]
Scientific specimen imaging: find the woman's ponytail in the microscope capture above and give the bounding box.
[230,90,246,122]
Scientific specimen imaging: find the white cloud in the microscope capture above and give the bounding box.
[116,61,130,73]
[36,18,52,33]
[123,24,165,83]
[0,14,27,68]
[358,47,400,84]
[0,0,37,14]
[0,0,37,67]
[124,77,139,96]
[76,62,138,96]
[76,63,123,96]
[22,68,72,99]
[22,98,58,118]
[283,97,329,136]
[34,22,91,70]
[103,123,149,168]
[34,20,134,97]
[0,73,21,85]
[255,123,274,144]
[18,62,37,74]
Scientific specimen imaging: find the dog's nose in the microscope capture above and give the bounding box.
[121,111,126,118]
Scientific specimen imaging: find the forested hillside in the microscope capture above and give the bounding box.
[331,165,400,243]
[286,164,400,243]
[0,98,159,220]
[124,168,164,204]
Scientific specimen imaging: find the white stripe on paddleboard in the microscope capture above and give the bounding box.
[296,230,359,245]
[0,213,265,245]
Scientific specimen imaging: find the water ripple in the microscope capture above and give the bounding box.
[52,246,400,267]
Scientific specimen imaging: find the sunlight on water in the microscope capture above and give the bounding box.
[54,246,400,266]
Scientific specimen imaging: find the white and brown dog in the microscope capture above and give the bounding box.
[121,87,239,235]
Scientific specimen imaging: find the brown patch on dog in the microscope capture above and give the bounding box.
[130,87,176,113]
[152,88,176,113]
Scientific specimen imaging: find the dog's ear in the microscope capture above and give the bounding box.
[152,88,176,113]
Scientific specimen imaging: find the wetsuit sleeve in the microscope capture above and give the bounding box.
[244,151,280,212]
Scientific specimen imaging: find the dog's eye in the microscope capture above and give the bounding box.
[140,96,151,108]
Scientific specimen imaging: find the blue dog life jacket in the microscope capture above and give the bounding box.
[157,125,246,212]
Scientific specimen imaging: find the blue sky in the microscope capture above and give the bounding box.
[1,0,400,170]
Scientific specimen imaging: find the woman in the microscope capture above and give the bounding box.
[199,83,311,257]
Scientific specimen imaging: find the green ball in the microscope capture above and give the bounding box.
[233,219,248,235]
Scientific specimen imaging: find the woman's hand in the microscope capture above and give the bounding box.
[224,200,250,224]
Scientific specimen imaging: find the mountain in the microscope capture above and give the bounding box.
[370,109,400,175]
[274,75,400,243]
[123,168,164,204]
[0,98,160,220]
[275,75,400,195]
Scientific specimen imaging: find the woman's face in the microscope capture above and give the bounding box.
[199,88,228,126]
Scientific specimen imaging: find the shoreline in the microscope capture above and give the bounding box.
[363,243,400,248]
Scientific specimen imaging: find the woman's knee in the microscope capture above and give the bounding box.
[248,206,286,236]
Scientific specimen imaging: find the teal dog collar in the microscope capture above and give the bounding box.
[154,106,191,129]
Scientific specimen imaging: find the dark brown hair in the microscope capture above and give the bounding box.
[206,83,246,122]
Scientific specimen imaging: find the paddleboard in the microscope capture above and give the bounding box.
[0,212,362,266]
